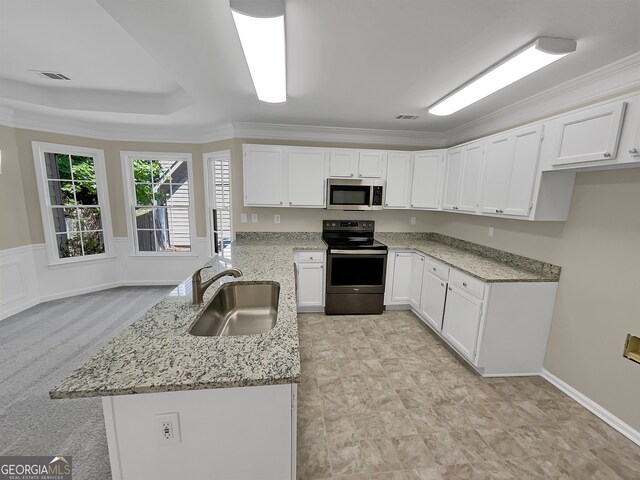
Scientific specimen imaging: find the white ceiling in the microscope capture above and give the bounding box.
[1,0,639,139]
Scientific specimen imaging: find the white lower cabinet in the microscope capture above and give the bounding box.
[385,250,558,375]
[409,253,425,309]
[442,284,484,362]
[295,251,325,312]
[418,271,447,331]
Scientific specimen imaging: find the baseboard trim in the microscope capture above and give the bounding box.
[541,368,640,447]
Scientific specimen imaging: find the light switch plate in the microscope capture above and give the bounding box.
[410,216,416,225]
[251,214,258,223]
[240,213,247,223]
[274,214,280,224]
[488,226,495,238]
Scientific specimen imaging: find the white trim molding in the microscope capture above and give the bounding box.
[541,368,640,447]
[232,122,444,148]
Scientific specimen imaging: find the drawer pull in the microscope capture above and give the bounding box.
[448,287,452,291]
[463,282,468,287]
[603,152,611,158]
[441,282,445,287]
[432,267,436,271]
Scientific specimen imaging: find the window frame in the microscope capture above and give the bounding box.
[31,141,115,266]
[203,150,234,258]
[121,151,196,256]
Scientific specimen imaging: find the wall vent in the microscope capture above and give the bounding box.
[33,71,71,80]
[395,114,420,120]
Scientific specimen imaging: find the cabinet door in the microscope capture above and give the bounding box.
[443,148,463,210]
[390,252,412,303]
[297,263,324,308]
[442,285,483,361]
[410,151,444,209]
[458,142,484,212]
[504,125,542,216]
[287,148,327,207]
[329,150,356,177]
[409,253,425,309]
[385,152,412,208]
[419,271,447,331]
[480,135,513,214]
[243,145,284,206]
[552,101,626,166]
[358,151,384,178]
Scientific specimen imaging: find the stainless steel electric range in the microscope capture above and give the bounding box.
[322,220,388,315]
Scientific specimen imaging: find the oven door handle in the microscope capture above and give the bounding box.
[330,249,388,255]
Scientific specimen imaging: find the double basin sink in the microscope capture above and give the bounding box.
[189,282,280,337]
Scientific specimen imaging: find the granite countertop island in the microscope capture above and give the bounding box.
[50,233,325,400]
[50,231,559,400]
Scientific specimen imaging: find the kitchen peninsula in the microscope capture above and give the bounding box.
[50,232,560,479]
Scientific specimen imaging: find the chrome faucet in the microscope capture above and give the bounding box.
[192,267,242,304]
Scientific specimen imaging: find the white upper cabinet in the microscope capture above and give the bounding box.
[443,148,463,210]
[287,147,327,207]
[410,150,445,209]
[384,152,412,208]
[504,125,543,216]
[480,124,542,217]
[444,142,483,212]
[243,144,285,206]
[551,100,627,167]
[458,142,484,212]
[328,150,357,177]
[358,151,385,178]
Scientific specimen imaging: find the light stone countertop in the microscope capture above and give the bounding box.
[49,234,325,400]
[375,232,560,282]
[49,231,558,400]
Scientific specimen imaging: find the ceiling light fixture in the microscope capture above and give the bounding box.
[428,37,577,116]
[230,0,286,103]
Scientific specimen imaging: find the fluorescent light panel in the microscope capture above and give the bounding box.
[429,37,576,116]
[231,9,286,103]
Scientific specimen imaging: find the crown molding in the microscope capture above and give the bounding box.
[445,51,640,146]
[1,52,639,148]
[231,122,444,148]
[0,106,15,127]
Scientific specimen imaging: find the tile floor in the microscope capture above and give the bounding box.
[296,311,640,480]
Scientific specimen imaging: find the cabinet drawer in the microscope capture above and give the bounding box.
[424,257,450,281]
[298,251,324,263]
[450,269,485,299]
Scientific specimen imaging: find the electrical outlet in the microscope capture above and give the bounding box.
[410,216,416,225]
[274,214,281,224]
[240,213,247,223]
[488,226,495,238]
[156,412,180,445]
[251,214,258,223]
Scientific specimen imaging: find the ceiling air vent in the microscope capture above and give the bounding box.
[395,114,420,120]
[34,71,71,80]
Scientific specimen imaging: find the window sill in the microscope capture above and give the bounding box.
[128,253,200,260]
[47,254,117,269]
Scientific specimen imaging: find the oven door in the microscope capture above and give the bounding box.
[326,250,388,294]
[327,183,372,210]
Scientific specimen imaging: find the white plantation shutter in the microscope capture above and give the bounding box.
[213,156,232,253]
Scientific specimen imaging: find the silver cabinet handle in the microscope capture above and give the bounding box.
[603,152,611,158]
[440,282,445,287]
[289,201,292,205]
[496,209,500,213]
[630,148,639,155]
[420,257,423,261]
[463,282,468,287]
[350,173,354,177]
[432,267,436,271]
[280,201,283,205]
[448,287,452,291]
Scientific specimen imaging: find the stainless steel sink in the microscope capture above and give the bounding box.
[188,282,279,337]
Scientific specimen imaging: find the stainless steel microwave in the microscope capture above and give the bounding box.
[326,179,384,211]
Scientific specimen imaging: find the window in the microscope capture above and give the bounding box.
[208,152,232,254]
[122,152,194,254]
[32,142,113,264]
